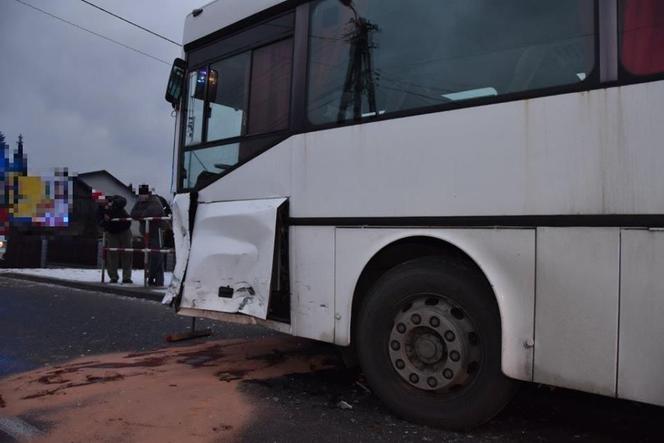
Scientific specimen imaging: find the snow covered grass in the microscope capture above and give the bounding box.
[0,268,172,293]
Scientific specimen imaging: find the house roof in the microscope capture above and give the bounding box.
[74,177,92,193]
[77,170,135,195]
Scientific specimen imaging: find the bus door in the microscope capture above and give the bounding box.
[165,194,287,320]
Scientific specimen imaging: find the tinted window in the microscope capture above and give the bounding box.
[248,38,294,134]
[188,13,294,67]
[207,53,251,141]
[307,0,595,125]
[620,0,664,76]
[183,136,284,189]
[183,142,239,189]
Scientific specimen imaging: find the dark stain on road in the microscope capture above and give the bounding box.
[83,356,168,369]
[213,424,233,432]
[37,371,73,385]
[124,349,170,358]
[247,348,287,366]
[248,344,342,370]
[0,393,5,408]
[217,369,251,382]
[176,344,226,368]
[23,370,127,400]
[85,373,124,383]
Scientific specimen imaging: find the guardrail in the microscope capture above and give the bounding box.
[100,216,173,288]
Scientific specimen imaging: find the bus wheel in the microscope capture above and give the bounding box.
[355,256,517,430]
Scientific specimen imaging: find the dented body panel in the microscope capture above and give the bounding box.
[178,198,286,320]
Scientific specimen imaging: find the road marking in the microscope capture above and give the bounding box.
[0,416,43,441]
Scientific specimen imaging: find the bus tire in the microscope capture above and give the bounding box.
[355,256,517,430]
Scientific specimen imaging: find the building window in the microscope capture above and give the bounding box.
[307,0,596,125]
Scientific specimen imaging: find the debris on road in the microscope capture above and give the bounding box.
[355,381,372,394]
[337,400,353,410]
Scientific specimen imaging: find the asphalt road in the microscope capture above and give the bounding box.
[0,277,271,378]
[0,277,662,442]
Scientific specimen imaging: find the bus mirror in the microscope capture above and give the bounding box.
[165,58,187,109]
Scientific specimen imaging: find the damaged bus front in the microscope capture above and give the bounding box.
[163,193,290,329]
[161,3,294,330]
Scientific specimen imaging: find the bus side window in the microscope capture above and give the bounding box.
[307,0,595,126]
[621,0,664,76]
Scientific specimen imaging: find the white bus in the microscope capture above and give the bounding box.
[163,0,664,429]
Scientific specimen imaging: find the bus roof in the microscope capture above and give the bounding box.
[184,0,285,46]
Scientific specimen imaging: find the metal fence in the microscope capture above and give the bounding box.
[100,216,173,287]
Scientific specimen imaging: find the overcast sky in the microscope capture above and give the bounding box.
[0,0,203,196]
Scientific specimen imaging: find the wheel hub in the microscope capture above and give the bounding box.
[388,296,480,392]
[414,333,442,363]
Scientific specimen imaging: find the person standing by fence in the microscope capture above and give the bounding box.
[97,195,132,284]
[131,185,166,287]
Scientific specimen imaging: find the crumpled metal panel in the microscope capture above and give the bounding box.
[179,197,287,320]
[163,193,191,305]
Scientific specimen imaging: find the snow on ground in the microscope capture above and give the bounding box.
[0,268,172,293]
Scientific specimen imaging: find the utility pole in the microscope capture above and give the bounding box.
[337,1,379,123]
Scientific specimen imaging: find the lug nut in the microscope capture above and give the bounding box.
[411,314,422,325]
[429,316,440,327]
[427,377,438,388]
[443,369,454,379]
[409,373,419,384]
[450,351,461,362]
[396,323,407,333]
[444,330,456,342]
[391,340,401,351]
[395,359,405,370]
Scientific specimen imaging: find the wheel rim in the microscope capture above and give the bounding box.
[388,295,481,392]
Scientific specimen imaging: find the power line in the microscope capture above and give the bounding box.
[12,0,171,66]
[79,0,181,47]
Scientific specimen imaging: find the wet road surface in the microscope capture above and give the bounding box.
[0,277,662,442]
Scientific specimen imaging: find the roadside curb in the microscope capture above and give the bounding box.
[0,273,164,302]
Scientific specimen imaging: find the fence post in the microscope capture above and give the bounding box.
[144,221,149,288]
[40,237,48,268]
[96,237,103,267]
[100,232,106,283]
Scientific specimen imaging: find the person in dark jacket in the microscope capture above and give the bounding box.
[97,195,133,284]
[131,185,166,286]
